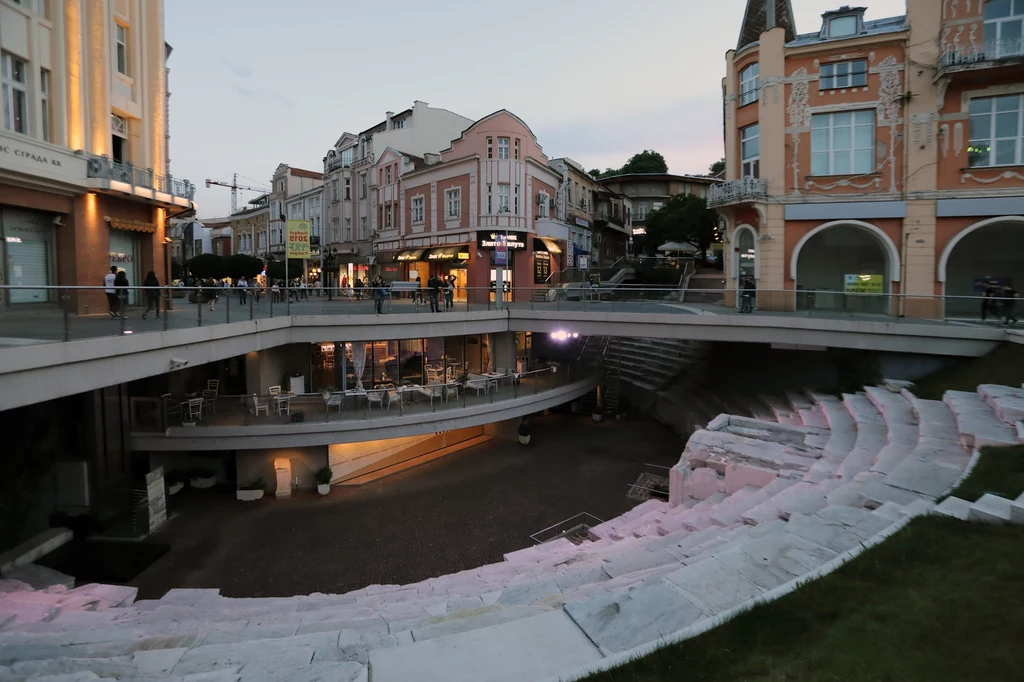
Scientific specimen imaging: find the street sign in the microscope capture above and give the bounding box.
[286,220,311,259]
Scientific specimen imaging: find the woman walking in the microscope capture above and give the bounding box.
[142,271,161,320]
[114,269,131,316]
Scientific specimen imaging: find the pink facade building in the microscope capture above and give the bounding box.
[374,110,564,302]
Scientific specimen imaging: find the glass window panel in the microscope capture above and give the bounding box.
[996,95,1020,112]
[1003,19,1023,43]
[854,149,873,173]
[852,71,867,87]
[836,62,850,77]
[834,151,851,175]
[834,126,852,149]
[812,152,830,175]
[995,139,1018,165]
[821,64,834,78]
[854,110,874,125]
[971,98,993,115]
[986,0,1011,19]
[970,114,991,139]
[812,115,829,129]
[968,140,991,166]
[832,112,852,127]
[812,128,830,149]
[854,124,874,148]
[995,111,1019,138]
[830,15,858,36]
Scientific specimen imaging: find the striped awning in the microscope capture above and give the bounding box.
[106,217,156,233]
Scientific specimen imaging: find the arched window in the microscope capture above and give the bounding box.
[740,63,759,106]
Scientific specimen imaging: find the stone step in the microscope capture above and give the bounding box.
[826,473,931,510]
[871,501,906,522]
[837,394,888,479]
[708,477,799,528]
[864,386,920,475]
[967,493,1014,524]
[681,486,760,531]
[741,480,839,525]
[943,390,1018,449]
[977,384,1024,427]
[762,395,802,426]
[933,496,972,521]
[706,527,838,592]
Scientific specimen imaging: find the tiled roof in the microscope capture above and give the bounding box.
[290,167,323,180]
[738,0,797,50]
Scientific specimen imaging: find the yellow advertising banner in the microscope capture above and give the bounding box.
[286,220,311,259]
[844,273,884,294]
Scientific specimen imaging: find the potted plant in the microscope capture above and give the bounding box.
[236,477,266,501]
[189,468,217,489]
[518,419,531,446]
[315,466,333,495]
[320,385,336,401]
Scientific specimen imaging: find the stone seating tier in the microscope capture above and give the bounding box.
[1,383,1015,682]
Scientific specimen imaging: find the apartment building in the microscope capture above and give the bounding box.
[375,110,563,301]
[713,0,1024,318]
[548,158,595,272]
[267,164,322,258]
[0,0,194,312]
[598,173,718,256]
[321,101,473,285]
[231,195,268,257]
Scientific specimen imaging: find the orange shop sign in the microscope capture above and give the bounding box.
[286,220,311,258]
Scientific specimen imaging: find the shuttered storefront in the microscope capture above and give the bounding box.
[1,208,55,305]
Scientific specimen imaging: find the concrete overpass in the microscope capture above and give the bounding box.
[0,307,1005,412]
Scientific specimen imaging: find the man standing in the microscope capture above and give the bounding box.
[104,266,120,318]
[739,276,756,313]
[372,275,386,314]
[427,274,440,313]
[445,273,456,310]
[238,276,248,306]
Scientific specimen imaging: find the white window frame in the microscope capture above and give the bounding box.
[984,0,1024,59]
[360,216,367,240]
[40,67,52,142]
[741,123,760,178]
[969,94,1024,167]
[385,166,392,185]
[1,52,28,135]
[538,192,549,218]
[497,184,510,213]
[360,173,367,198]
[487,184,493,214]
[498,137,510,160]
[810,110,875,176]
[344,178,351,200]
[412,196,425,223]
[636,203,647,221]
[486,137,493,159]
[332,180,339,201]
[446,188,461,219]
[820,59,868,90]
[828,15,859,38]
[514,138,520,160]
[385,203,393,228]
[739,63,759,106]
[115,23,129,77]
[514,185,520,214]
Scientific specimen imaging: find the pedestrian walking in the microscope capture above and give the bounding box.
[142,271,161,320]
[300,280,308,300]
[739,276,756,313]
[415,275,423,304]
[427,274,441,313]
[372,275,386,314]
[271,281,280,302]
[354,278,364,300]
[982,282,997,322]
[203,278,217,311]
[114,269,130,316]
[445,274,456,310]
[104,266,120,318]
[1002,284,1018,326]
[238,276,248,305]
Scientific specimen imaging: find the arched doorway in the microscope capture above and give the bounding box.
[791,221,898,314]
[941,217,1024,320]
[733,226,757,309]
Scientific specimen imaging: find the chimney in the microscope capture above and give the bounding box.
[386,111,394,131]
[766,0,776,30]
[424,153,441,166]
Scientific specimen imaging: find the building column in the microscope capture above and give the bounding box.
[758,204,789,310]
[902,199,939,319]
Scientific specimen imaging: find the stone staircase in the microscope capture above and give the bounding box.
[681,271,727,306]
[1,383,1019,682]
[604,337,708,393]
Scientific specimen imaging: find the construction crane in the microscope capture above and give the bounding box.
[204,174,270,214]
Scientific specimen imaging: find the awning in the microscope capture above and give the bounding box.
[657,241,698,253]
[535,238,562,254]
[425,245,470,261]
[106,217,156,233]
[395,249,426,262]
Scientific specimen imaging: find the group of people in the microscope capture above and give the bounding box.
[982,283,1018,326]
[424,274,457,313]
[104,266,164,320]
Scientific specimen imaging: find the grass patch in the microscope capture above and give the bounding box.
[911,343,1024,400]
[577,517,1024,682]
[945,445,1024,503]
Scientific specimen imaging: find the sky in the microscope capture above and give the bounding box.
[166,0,907,218]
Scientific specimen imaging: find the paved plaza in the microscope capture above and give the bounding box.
[129,413,683,600]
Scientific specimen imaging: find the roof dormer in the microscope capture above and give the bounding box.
[820,6,866,40]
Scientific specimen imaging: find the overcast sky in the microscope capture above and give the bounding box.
[166,0,907,217]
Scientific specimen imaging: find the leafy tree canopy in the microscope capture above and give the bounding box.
[265,259,306,282]
[645,193,718,258]
[709,158,726,175]
[187,254,226,279]
[224,254,266,281]
[589,149,669,179]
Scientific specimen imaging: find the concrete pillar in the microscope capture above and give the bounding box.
[83,0,110,157]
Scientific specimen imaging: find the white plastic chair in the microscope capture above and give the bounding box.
[367,389,384,410]
[269,385,282,395]
[275,395,292,416]
[386,385,401,410]
[326,392,343,414]
[186,397,204,422]
[252,394,269,417]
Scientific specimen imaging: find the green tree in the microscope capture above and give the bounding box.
[709,157,726,175]
[645,194,718,259]
[224,254,266,281]
[170,258,184,281]
[187,253,226,279]
[619,149,668,174]
[265,259,304,282]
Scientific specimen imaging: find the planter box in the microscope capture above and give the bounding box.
[190,476,216,489]
[317,483,331,496]
[168,481,184,496]
[236,489,264,501]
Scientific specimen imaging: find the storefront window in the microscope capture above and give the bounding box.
[1,208,56,305]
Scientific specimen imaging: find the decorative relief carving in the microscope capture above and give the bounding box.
[876,56,903,193]
[940,124,951,157]
[961,170,1024,184]
[936,78,951,110]
[807,177,882,191]
[953,122,964,156]
[912,114,935,146]
[787,67,811,194]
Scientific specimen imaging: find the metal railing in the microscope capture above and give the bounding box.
[529,512,604,545]
[707,177,768,207]
[940,38,1024,70]
[129,365,588,433]
[593,211,624,226]
[86,155,196,201]
[0,285,1013,346]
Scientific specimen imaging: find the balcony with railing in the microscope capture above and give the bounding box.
[939,38,1024,73]
[594,211,624,226]
[86,156,196,207]
[707,177,768,208]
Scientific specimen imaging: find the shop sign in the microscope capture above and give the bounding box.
[458,251,470,260]
[110,251,134,263]
[574,217,589,228]
[844,274,883,294]
[477,231,527,250]
[145,467,167,533]
[568,241,575,267]
[286,220,311,258]
[578,254,590,270]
